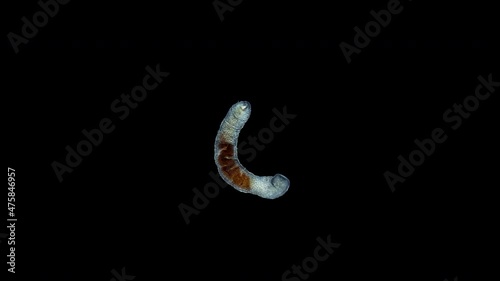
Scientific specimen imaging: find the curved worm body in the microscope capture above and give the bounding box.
[214,101,290,199]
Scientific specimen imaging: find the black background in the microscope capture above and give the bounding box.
[3,0,499,281]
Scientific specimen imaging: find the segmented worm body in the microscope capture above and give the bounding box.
[214,101,290,199]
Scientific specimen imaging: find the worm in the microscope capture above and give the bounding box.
[214,101,290,199]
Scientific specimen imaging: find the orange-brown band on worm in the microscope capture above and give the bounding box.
[217,140,251,190]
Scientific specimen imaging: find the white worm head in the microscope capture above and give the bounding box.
[231,101,251,121]
[268,174,290,199]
